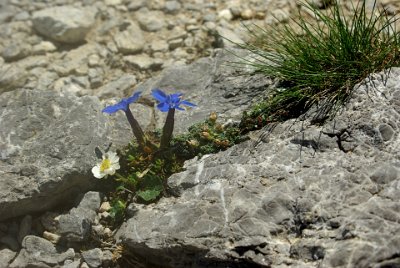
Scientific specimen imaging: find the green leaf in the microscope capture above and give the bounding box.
[137,175,163,202]
[109,199,126,222]
[137,188,162,201]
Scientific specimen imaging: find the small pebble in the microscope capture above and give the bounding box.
[43,231,61,244]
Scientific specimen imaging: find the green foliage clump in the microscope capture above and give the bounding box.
[172,112,245,158]
[107,112,243,224]
[238,0,400,130]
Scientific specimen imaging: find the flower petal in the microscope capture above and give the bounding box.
[170,93,183,101]
[157,102,170,112]
[152,89,168,102]
[126,91,142,104]
[106,151,119,162]
[102,103,126,114]
[92,165,105,179]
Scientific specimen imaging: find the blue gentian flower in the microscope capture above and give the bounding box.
[102,91,145,148]
[152,89,196,112]
[102,91,142,114]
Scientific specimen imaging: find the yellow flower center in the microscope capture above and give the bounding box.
[100,159,111,172]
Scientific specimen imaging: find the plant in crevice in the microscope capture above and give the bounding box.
[93,88,245,224]
[235,0,400,131]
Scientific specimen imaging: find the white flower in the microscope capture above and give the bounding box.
[92,151,120,179]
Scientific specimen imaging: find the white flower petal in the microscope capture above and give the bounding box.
[107,152,119,163]
[92,165,105,179]
[92,151,120,179]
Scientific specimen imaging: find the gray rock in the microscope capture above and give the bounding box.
[0,4,18,23]
[58,192,102,244]
[0,64,28,94]
[216,26,244,47]
[0,248,17,268]
[80,262,90,268]
[0,89,134,221]
[62,259,81,268]
[117,67,400,267]
[113,22,145,54]
[168,38,183,50]
[88,68,104,89]
[14,11,30,21]
[81,248,103,268]
[164,1,181,14]
[97,74,137,99]
[18,215,32,244]
[136,10,165,32]
[2,43,31,62]
[32,41,57,55]
[124,54,163,71]
[58,208,93,243]
[77,191,102,211]
[101,250,113,266]
[135,49,273,133]
[150,40,169,52]
[127,0,146,11]
[32,6,95,44]
[10,235,75,267]
[51,43,97,76]
[105,0,122,6]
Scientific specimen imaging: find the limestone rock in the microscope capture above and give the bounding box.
[32,6,95,44]
[117,68,400,267]
[2,43,31,62]
[113,22,145,55]
[97,74,137,99]
[32,41,57,55]
[9,236,75,267]
[81,248,103,268]
[136,49,274,132]
[0,248,17,268]
[77,191,101,212]
[0,64,28,94]
[0,89,135,221]
[58,192,101,244]
[164,1,182,14]
[124,54,163,71]
[136,10,165,32]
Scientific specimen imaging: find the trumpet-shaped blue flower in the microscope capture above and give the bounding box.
[152,89,196,112]
[102,91,142,114]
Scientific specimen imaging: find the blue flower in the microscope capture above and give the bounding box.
[152,89,196,112]
[102,91,142,114]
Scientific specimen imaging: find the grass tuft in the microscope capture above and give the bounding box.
[237,0,400,130]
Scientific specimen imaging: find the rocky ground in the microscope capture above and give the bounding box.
[1,0,400,267]
[2,0,400,100]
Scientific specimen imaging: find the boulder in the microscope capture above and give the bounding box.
[0,89,149,221]
[32,6,95,44]
[9,235,75,267]
[117,68,400,267]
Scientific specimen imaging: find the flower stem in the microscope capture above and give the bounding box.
[125,108,145,148]
[160,108,175,149]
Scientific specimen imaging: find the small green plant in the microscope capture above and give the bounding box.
[93,90,244,224]
[171,112,245,158]
[238,0,400,130]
